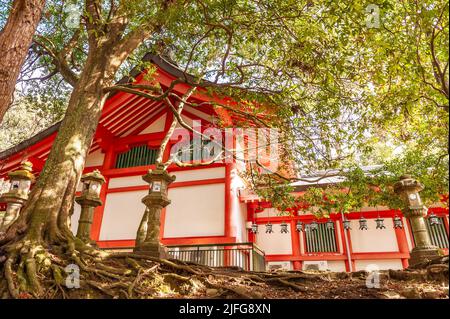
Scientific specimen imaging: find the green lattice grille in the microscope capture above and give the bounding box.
[425,217,449,249]
[175,140,216,162]
[305,223,338,253]
[115,145,158,169]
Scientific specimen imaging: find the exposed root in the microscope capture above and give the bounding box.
[4,253,19,298]
[1,240,449,299]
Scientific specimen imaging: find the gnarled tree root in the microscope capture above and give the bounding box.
[1,241,448,299]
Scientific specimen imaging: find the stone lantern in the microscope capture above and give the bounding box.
[75,170,105,243]
[134,163,176,256]
[394,174,440,265]
[0,161,34,232]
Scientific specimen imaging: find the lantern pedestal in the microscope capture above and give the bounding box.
[0,195,27,232]
[75,195,102,245]
[134,164,175,258]
[74,170,105,244]
[394,175,440,267]
[403,207,440,266]
[134,205,169,257]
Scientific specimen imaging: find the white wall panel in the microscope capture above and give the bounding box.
[171,167,225,183]
[229,168,247,242]
[255,207,280,218]
[256,224,292,255]
[108,168,225,189]
[99,190,147,240]
[355,259,403,271]
[403,217,414,251]
[164,184,225,238]
[349,218,399,252]
[327,261,346,272]
[70,201,81,235]
[108,176,148,188]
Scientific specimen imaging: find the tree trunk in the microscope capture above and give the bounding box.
[6,48,117,245]
[0,0,46,122]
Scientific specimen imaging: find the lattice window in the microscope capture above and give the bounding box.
[174,139,216,163]
[115,145,158,169]
[305,222,338,253]
[425,217,449,249]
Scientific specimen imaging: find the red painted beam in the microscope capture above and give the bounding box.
[106,178,226,194]
[290,219,302,270]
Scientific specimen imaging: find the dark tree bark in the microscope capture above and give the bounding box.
[0,0,46,122]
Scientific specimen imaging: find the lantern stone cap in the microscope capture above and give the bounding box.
[75,195,103,207]
[80,170,106,184]
[8,161,35,181]
[394,175,424,193]
[142,164,176,184]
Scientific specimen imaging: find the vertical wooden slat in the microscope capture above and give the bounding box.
[322,224,329,252]
[139,145,145,166]
[327,225,335,252]
[116,153,122,168]
[321,224,328,252]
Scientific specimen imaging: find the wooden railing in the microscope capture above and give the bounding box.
[167,242,266,271]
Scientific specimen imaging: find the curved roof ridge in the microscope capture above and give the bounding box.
[0,54,186,161]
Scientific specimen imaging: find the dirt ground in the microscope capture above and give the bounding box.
[6,252,447,299]
[173,267,449,299]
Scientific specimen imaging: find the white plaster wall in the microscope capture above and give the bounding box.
[355,259,403,271]
[164,184,225,238]
[255,224,292,255]
[99,190,147,240]
[139,113,166,134]
[229,168,247,242]
[267,261,292,271]
[256,207,281,218]
[70,201,81,235]
[349,218,399,252]
[403,217,414,251]
[108,176,148,188]
[107,168,225,189]
[235,202,248,242]
[85,150,105,167]
[299,229,305,254]
[172,167,225,183]
[327,260,346,272]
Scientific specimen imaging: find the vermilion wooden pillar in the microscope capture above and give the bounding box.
[338,216,355,272]
[338,218,351,272]
[290,219,302,270]
[91,147,114,241]
[223,163,233,266]
[393,217,410,269]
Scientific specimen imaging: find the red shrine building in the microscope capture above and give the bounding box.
[0,54,448,272]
